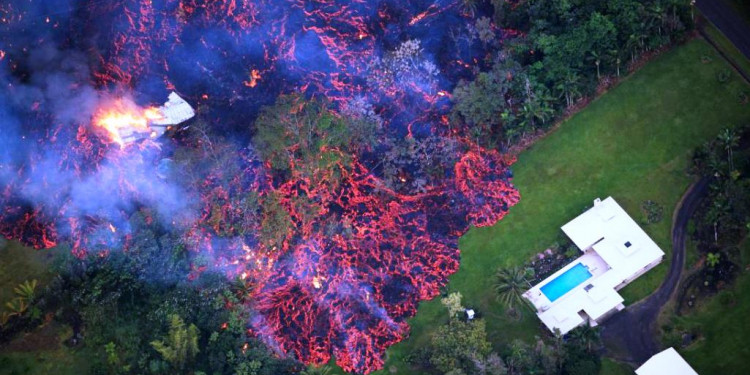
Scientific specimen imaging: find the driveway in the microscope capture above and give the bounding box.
[697,0,750,59]
[600,178,709,364]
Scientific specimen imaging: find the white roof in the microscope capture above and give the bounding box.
[152,92,196,127]
[636,348,698,375]
[524,197,664,335]
[118,92,195,144]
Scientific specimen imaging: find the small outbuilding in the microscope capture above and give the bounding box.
[635,347,698,375]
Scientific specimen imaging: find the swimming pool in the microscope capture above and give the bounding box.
[540,263,592,302]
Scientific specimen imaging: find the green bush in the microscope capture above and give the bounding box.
[717,290,736,307]
[717,69,731,84]
[641,200,664,224]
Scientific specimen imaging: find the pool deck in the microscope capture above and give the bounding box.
[527,251,609,309]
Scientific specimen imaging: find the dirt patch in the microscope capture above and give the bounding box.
[0,321,68,353]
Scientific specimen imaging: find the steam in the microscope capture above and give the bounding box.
[0,41,193,252]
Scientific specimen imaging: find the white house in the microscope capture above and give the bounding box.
[523,197,664,335]
[636,347,698,375]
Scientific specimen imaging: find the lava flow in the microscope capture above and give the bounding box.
[1,1,522,373]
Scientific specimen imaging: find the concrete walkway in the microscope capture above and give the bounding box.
[697,0,750,60]
[600,178,709,365]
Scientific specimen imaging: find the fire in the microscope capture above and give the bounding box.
[244,69,262,88]
[312,276,322,289]
[93,100,164,147]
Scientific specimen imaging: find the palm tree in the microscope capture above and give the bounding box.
[609,49,622,77]
[460,0,479,18]
[556,70,582,109]
[519,93,554,134]
[150,315,200,371]
[494,266,530,317]
[588,50,602,80]
[13,279,37,301]
[718,128,739,171]
[707,252,720,268]
[568,325,600,353]
[5,298,28,316]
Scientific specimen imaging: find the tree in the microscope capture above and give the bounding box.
[707,252,720,268]
[452,68,511,129]
[252,94,369,172]
[588,50,602,80]
[719,128,739,171]
[429,319,495,375]
[441,292,465,319]
[555,70,582,109]
[150,314,200,372]
[461,0,479,18]
[505,339,531,375]
[494,266,530,317]
[567,325,600,353]
[13,279,37,300]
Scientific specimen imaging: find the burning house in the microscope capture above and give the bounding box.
[95,92,195,146]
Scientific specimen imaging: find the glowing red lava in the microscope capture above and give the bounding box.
[0,1,523,373]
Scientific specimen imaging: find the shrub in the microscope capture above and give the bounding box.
[737,90,748,104]
[641,200,664,224]
[716,69,731,84]
[717,290,736,306]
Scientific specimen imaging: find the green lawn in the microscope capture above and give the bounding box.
[362,39,750,375]
[600,358,633,375]
[0,239,89,375]
[0,239,57,304]
[678,272,750,375]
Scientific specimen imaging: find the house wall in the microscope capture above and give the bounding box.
[614,255,664,291]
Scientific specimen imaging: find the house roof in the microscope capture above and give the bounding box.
[151,92,195,127]
[636,347,698,375]
[524,197,665,335]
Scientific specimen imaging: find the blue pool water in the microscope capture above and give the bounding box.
[540,263,592,302]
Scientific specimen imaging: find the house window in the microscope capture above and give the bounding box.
[624,241,632,248]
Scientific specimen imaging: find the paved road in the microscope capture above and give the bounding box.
[697,0,750,60]
[600,178,709,365]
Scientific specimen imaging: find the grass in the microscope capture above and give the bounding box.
[702,22,750,78]
[0,323,91,375]
[357,39,750,375]
[600,358,633,375]
[678,271,750,375]
[0,351,90,375]
[0,239,58,304]
[0,239,88,375]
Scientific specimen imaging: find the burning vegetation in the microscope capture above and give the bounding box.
[0,1,522,373]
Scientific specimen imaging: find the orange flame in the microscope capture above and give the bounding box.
[93,99,164,147]
[243,69,262,88]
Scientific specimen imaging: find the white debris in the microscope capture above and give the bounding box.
[149,92,196,138]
